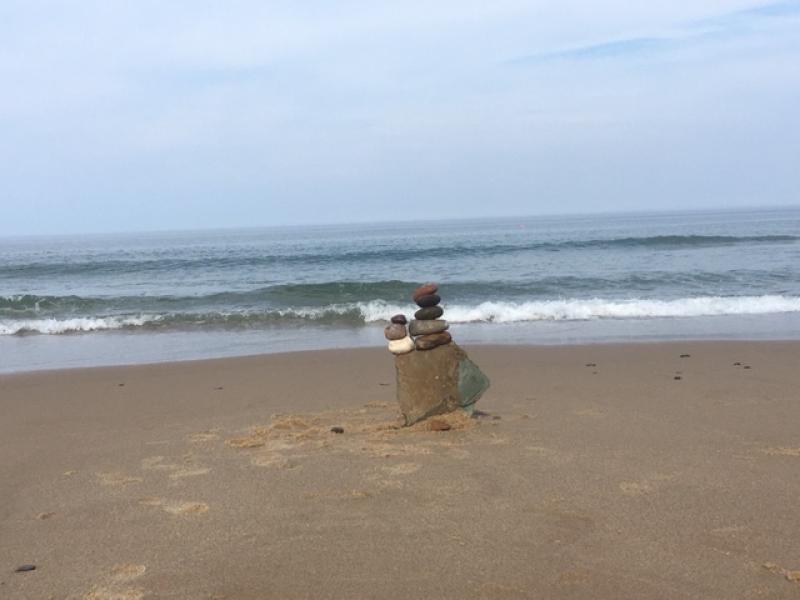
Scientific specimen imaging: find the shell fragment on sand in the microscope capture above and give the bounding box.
[388,336,415,355]
[409,319,448,337]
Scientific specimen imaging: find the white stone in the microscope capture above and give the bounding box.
[388,336,415,355]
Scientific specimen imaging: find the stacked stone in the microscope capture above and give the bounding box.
[385,313,414,355]
[409,282,451,351]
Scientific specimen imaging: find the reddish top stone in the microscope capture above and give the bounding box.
[412,283,439,302]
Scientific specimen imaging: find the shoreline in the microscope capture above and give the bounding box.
[4,309,800,374]
[3,340,800,598]
[3,337,800,377]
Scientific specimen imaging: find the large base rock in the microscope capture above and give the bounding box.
[395,343,490,426]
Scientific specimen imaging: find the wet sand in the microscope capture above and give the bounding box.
[1,342,799,599]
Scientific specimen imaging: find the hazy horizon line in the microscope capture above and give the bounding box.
[2,202,798,240]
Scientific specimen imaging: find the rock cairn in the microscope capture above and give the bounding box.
[385,282,491,426]
[409,282,451,351]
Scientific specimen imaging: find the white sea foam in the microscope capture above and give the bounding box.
[2,295,799,334]
[355,295,800,323]
[0,315,161,335]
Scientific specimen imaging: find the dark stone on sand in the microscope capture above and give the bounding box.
[585,363,596,367]
[331,427,344,434]
[415,305,443,320]
[412,283,438,302]
[415,331,452,351]
[674,376,682,380]
[415,293,441,308]
[118,383,125,387]
[409,319,448,337]
[395,342,490,425]
[390,314,407,325]
[734,362,742,366]
[14,565,35,573]
[384,323,407,341]
[743,365,751,369]
[680,354,691,358]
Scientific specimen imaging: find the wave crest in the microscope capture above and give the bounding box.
[2,295,799,335]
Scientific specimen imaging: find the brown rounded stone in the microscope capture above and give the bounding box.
[409,319,448,337]
[412,283,439,302]
[414,331,452,351]
[415,293,441,308]
[384,323,407,340]
[415,305,443,320]
[428,418,452,432]
[390,314,408,325]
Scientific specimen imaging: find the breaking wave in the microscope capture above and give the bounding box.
[2,295,799,335]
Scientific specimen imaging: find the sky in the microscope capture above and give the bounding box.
[0,1,798,235]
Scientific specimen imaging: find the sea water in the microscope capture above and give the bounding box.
[1,207,799,372]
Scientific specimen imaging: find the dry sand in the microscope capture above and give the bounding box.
[1,341,799,599]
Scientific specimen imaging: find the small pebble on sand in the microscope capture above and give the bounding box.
[428,419,452,431]
[14,565,36,573]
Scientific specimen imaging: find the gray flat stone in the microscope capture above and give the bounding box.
[409,319,448,337]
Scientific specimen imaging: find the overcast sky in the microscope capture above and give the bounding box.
[1,1,798,235]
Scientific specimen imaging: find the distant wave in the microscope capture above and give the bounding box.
[0,315,160,335]
[440,295,800,322]
[3,295,800,335]
[3,235,797,278]
[2,270,793,316]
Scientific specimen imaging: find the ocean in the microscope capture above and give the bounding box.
[2,207,799,372]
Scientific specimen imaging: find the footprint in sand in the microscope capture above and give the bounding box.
[250,453,300,469]
[139,497,209,516]
[111,564,147,582]
[169,467,211,480]
[84,563,147,600]
[447,447,471,460]
[525,445,559,458]
[619,473,675,496]
[761,447,800,457]
[226,434,267,449]
[187,431,220,443]
[573,407,604,418]
[85,584,145,600]
[141,456,211,479]
[96,472,143,486]
[763,562,800,583]
[382,462,421,476]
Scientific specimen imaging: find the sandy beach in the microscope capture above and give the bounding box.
[2,341,800,599]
